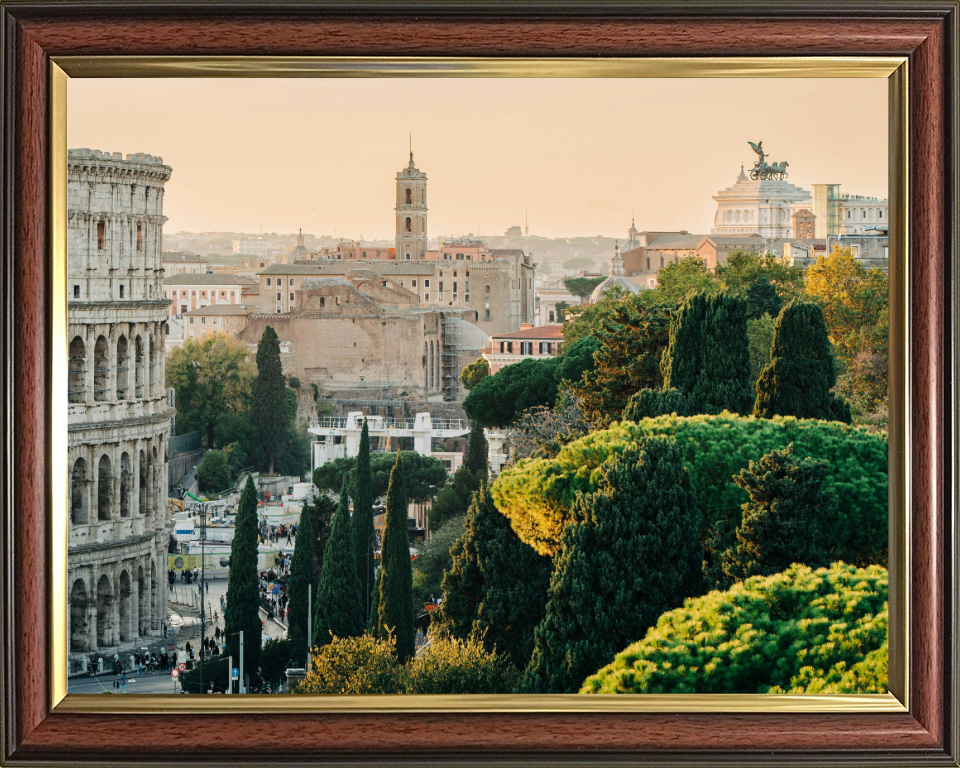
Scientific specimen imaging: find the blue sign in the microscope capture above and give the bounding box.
[272,584,280,595]
[231,668,239,679]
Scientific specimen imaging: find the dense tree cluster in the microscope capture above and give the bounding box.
[463,356,561,428]
[313,451,447,504]
[581,563,888,694]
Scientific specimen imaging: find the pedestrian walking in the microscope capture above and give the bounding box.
[119,672,126,693]
[162,621,167,639]
[205,581,209,593]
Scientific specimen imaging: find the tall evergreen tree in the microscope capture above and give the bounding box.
[662,290,754,416]
[313,479,364,646]
[520,438,703,693]
[353,419,376,623]
[745,277,783,320]
[753,301,852,423]
[251,325,288,473]
[307,493,337,586]
[368,568,382,635]
[720,444,831,587]
[434,485,552,670]
[224,475,263,685]
[375,452,416,662]
[285,495,316,663]
[464,421,489,479]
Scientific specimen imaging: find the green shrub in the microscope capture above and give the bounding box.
[622,388,688,421]
[288,376,301,389]
[581,562,887,694]
[294,634,406,694]
[197,450,231,492]
[405,635,518,694]
[491,413,887,565]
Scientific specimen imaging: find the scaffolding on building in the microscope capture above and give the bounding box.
[440,311,462,402]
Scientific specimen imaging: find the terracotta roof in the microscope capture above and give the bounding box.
[183,304,254,316]
[491,324,564,341]
[162,251,208,263]
[642,235,708,250]
[163,274,258,286]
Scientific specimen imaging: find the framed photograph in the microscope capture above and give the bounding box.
[1,2,957,766]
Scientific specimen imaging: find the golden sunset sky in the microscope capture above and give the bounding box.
[68,77,888,239]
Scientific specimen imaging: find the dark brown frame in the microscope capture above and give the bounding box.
[2,2,958,766]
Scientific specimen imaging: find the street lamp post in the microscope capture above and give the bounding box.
[199,502,206,694]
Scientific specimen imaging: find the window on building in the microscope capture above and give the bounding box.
[847,210,852,219]
[73,285,80,298]
[405,217,412,232]
[424,293,430,302]
[276,292,281,301]
[438,281,443,291]
[119,284,125,298]
[200,317,206,325]
[136,222,143,251]
[521,342,532,355]
[405,188,412,204]
[399,280,404,287]
[405,252,410,260]
[660,256,665,268]
[438,293,444,301]
[68,336,86,403]
[289,293,294,301]
[862,209,867,219]
[266,278,271,286]
[484,309,490,319]
[425,279,430,288]
[879,209,884,219]
[412,279,417,288]
[485,284,490,293]
[362,251,367,258]
[192,291,196,297]
[97,221,105,250]
[277,306,282,313]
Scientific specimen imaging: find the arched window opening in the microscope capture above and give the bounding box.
[116,335,129,400]
[96,574,112,647]
[97,454,113,521]
[69,336,86,403]
[71,458,89,525]
[138,450,147,515]
[405,217,412,233]
[97,221,105,250]
[118,570,132,641]
[136,222,143,251]
[405,188,412,205]
[93,336,109,401]
[147,336,155,397]
[70,580,88,651]
[134,336,144,398]
[119,453,132,517]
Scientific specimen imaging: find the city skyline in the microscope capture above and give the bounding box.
[68,77,888,239]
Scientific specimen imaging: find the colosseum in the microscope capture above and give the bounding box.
[66,149,174,666]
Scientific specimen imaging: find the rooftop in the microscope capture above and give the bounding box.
[492,324,565,341]
[162,274,258,286]
[162,251,208,263]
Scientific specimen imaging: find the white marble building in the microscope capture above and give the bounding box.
[67,149,174,662]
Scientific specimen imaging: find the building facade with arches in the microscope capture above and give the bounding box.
[67,149,174,662]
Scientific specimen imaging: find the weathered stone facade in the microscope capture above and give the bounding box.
[67,149,174,661]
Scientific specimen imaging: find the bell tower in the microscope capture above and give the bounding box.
[396,139,428,261]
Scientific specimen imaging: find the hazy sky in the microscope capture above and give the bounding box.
[68,78,888,239]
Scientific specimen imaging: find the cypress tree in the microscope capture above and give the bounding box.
[720,444,831,587]
[308,493,337,586]
[434,485,552,670]
[353,419,375,623]
[745,277,782,320]
[520,438,703,693]
[662,290,754,416]
[753,301,852,423]
[313,479,364,646]
[367,568,381,635]
[285,494,316,663]
[251,325,288,473]
[465,421,489,479]
[224,475,263,684]
[375,452,416,662]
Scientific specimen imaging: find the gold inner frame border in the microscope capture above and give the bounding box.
[49,55,909,715]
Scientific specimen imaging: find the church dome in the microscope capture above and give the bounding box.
[280,228,310,264]
[590,241,641,302]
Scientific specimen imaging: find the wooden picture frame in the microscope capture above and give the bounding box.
[1,2,957,765]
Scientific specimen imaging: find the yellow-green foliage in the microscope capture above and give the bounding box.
[491,413,887,562]
[294,634,406,694]
[406,635,518,694]
[581,562,887,694]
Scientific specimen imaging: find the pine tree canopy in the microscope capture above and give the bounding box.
[285,490,316,663]
[353,419,376,624]
[719,444,831,587]
[463,356,561,428]
[754,301,851,423]
[622,387,688,421]
[251,325,288,474]
[313,478,364,646]
[662,290,754,416]
[520,438,703,693]
[376,452,416,662]
[224,475,263,681]
[572,301,672,427]
[554,336,600,387]
[434,484,552,670]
